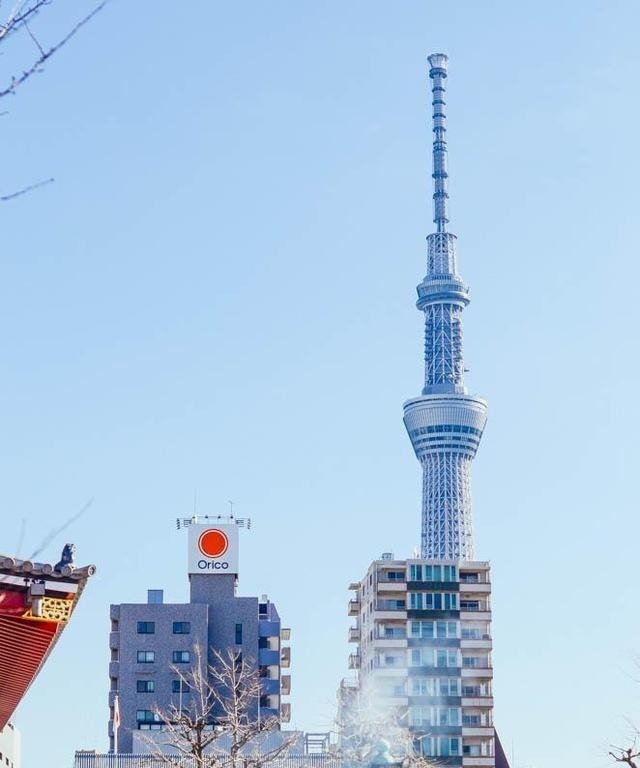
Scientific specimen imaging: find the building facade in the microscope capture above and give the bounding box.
[108,517,291,753]
[0,722,21,768]
[343,55,503,767]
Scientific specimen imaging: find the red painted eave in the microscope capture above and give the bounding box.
[0,613,59,730]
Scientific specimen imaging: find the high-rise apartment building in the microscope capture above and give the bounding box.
[343,55,504,767]
[108,517,291,754]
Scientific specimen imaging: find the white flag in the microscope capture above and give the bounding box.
[113,694,121,753]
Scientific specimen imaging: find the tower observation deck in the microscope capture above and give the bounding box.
[403,54,487,560]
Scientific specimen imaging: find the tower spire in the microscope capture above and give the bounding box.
[428,53,450,233]
[403,54,488,560]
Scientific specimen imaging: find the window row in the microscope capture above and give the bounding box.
[410,620,458,639]
[137,651,190,663]
[409,592,458,611]
[137,621,191,635]
[417,737,461,758]
[410,648,460,668]
[409,565,457,582]
[408,706,461,727]
[136,680,189,693]
[410,677,460,697]
[409,424,482,437]
[417,738,492,758]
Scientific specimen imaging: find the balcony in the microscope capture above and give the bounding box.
[348,581,360,591]
[280,646,291,668]
[461,638,492,651]
[460,582,491,594]
[462,666,493,679]
[280,702,291,723]
[280,627,291,641]
[348,626,361,643]
[462,726,495,738]
[281,674,291,696]
[459,601,490,613]
[348,599,361,616]
[258,648,280,666]
[261,677,280,695]
[348,653,361,669]
[463,715,493,728]
[462,685,492,698]
[462,657,491,670]
[109,632,119,649]
[375,600,407,619]
[378,627,407,640]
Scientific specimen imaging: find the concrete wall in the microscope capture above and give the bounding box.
[0,722,21,768]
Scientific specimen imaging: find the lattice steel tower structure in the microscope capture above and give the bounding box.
[403,53,488,560]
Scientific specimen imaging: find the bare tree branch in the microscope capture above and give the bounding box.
[0,175,52,200]
[0,1,50,44]
[138,645,299,768]
[0,1,108,99]
[334,687,435,768]
[611,744,640,768]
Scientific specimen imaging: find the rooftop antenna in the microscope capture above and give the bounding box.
[29,498,94,560]
[228,500,234,517]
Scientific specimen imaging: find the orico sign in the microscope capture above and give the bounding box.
[188,524,239,575]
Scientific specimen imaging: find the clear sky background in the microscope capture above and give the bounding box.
[2,1,640,766]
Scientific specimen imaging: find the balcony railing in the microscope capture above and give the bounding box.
[348,599,360,616]
[460,602,490,612]
[462,657,491,667]
[348,653,361,669]
[375,600,406,611]
[463,715,492,727]
[462,685,492,697]
[348,626,361,642]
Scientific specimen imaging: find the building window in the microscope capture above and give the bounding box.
[438,678,460,696]
[410,648,459,668]
[385,570,405,581]
[172,651,190,663]
[136,709,161,723]
[137,621,155,634]
[410,592,458,610]
[235,623,243,645]
[408,565,457,582]
[137,680,155,693]
[172,679,189,693]
[410,620,458,639]
[173,621,191,634]
[137,651,155,663]
[259,603,268,615]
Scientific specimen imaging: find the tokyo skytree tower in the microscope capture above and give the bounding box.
[403,54,488,560]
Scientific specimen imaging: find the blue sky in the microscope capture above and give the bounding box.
[3,1,640,766]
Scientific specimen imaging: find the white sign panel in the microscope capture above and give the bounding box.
[188,523,239,575]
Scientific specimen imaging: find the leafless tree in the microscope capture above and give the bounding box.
[610,743,640,767]
[140,645,299,768]
[335,687,435,768]
[0,0,108,200]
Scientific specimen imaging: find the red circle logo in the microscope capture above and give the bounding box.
[198,529,229,558]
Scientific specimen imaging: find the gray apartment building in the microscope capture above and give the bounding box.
[108,517,291,753]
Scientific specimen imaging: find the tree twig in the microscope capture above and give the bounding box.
[0,175,53,200]
[0,1,108,99]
